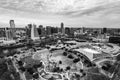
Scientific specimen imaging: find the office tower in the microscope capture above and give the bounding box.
[0,28,6,38]
[58,27,61,33]
[38,25,43,35]
[65,27,70,35]
[31,24,39,40]
[79,28,84,34]
[102,27,107,34]
[46,26,52,35]
[51,27,57,34]
[61,22,65,35]
[9,20,16,39]
[42,27,46,36]
[52,27,58,34]
[28,24,32,29]
[26,24,32,39]
[5,28,13,40]
[10,20,15,28]
[39,25,43,28]
[70,28,74,35]
[70,28,76,37]
[50,27,54,34]
[55,27,59,33]
[103,27,107,33]
[38,25,46,36]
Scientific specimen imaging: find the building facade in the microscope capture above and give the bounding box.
[9,20,16,39]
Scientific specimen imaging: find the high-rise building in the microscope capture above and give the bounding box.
[55,27,59,33]
[10,20,15,28]
[50,27,58,34]
[26,24,32,39]
[5,28,13,40]
[46,26,52,35]
[9,20,16,39]
[26,24,39,40]
[28,24,32,29]
[0,28,6,38]
[70,28,77,37]
[38,25,45,36]
[65,27,70,35]
[42,27,46,36]
[61,22,65,35]
[58,27,61,33]
[31,24,39,40]
[102,27,107,34]
[79,27,84,34]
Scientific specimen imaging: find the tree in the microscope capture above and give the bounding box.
[48,76,55,80]
[68,54,74,59]
[73,58,80,63]
[63,52,67,56]
[116,54,120,61]
[32,73,39,79]
[19,67,26,72]
[66,66,71,71]
[27,68,35,75]
[17,61,23,66]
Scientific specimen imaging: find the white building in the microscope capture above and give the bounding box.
[31,24,40,40]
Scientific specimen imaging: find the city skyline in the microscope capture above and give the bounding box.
[0,0,120,28]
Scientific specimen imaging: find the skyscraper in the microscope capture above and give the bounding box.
[0,28,6,38]
[46,26,52,35]
[51,27,58,34]
[10,20,15,28]
[103,27,107,34]
[65,27,70,35]
[38,25,45,36]
[5,27,13,40]
[26,24,32,39]
[61,22,65,35]
[9,20,16,39]
[31,24,39,40]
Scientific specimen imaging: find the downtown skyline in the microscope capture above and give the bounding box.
[0,0,120,28]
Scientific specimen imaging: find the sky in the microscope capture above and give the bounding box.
[0,0,120,28]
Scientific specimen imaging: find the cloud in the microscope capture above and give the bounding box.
[0,0,120,28]
[0,0,120,16]
[0,0,118,14]
[63,0,120,17]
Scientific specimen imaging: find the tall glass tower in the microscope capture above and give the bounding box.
[31,24,39,40]
[9,20,16,39]
[61,22,65,35]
